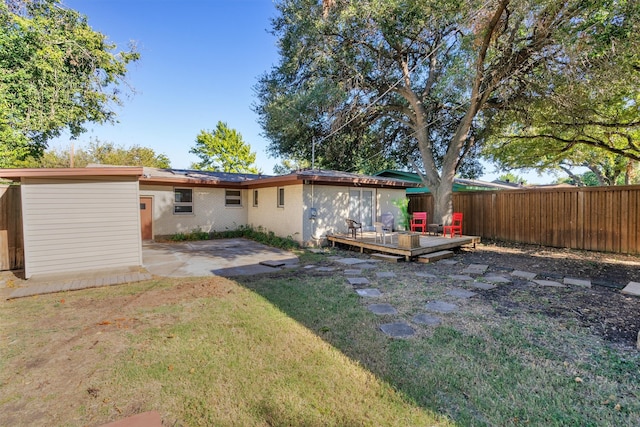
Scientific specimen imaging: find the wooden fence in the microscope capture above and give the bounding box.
[0,185,23,270]
[408,185,640,255]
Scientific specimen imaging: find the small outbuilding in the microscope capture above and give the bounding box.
[0,167,143,278]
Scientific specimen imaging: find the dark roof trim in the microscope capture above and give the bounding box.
[0,167,143,181]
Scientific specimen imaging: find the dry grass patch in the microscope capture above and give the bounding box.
[0,277,447,426]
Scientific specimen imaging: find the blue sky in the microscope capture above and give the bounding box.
[57,0,554,183]
[59,0,280,172]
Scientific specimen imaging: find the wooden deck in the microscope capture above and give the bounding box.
[327,232,481,261]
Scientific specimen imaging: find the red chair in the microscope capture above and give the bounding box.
[443,212,463,238]
[410,212,427,234]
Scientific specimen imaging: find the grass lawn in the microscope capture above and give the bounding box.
[1,248,639,426]
[0,275,447,426]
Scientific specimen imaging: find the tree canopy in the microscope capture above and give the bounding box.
[190,122,260,174]
[0,0,139,167]
[255,0,640,222]
[19,139,171,168]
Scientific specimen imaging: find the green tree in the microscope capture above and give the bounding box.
[0,0,139,167]
[272,157,311,175]
[255,0,639,224]
[482,0,640,167]
[19,140,171,168]
[190,122,260,173]
[497,173,526,185]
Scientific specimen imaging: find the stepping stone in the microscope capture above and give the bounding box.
[462,264,489,274]
[328,256,342,261]
[336,258,369,265]
[371,253,403,263]
[448,274,474,281]
[344,269,362,275]
[418,250,453,263]
[468,281,496,290]
[368,303,398,315]
[358,263,378,269]
[541,271,564,280]
[304,265,316,269]
[621,281,640,297]
[259,260,285,268]
[380,322,415,338]
[376,271,396,278]
[356,288,382,297]
[412,313,442,326]
[316,267,336,272]
[532,279,565,288]
[564,278,592,288]
[482,275,512,284]
[438,259,458,266]
[415,272,438,279]
[512,270,537,280]
[446,288,477,299]
[307,248,324,253]
[347,277,369,286]
[425,301,459,313]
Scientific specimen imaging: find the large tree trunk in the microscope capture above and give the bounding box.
[432,177,455,226]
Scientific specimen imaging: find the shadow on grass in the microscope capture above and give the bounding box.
[235,262,640,426]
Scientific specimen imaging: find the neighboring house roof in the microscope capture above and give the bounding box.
[374,170,517,193]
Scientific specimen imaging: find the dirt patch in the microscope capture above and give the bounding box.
[456,241,640,347]
[0,277,237,427]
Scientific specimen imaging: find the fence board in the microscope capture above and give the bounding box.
[409,185,640,255]
[0,185,23,270]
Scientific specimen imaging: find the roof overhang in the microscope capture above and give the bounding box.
[0,167,144,182]
[246,172,420,189]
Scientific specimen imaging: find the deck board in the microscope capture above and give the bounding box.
[327,232,480,261]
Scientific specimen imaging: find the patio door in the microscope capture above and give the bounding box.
[349,190,374,228]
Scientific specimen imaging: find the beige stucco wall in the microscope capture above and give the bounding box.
[247,184,304,242]
[139,185,248,237]
[377,188,406,230]
[21,177,142,278]
[301,185,407,244]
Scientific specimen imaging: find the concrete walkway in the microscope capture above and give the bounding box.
[2,238,299,300]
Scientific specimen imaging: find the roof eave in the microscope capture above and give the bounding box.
[0,167,144,180]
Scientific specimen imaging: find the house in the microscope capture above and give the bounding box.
[138,167,416,243]
[0,167,418,278]
[374,170,520,193]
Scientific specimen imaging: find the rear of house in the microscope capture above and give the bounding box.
[0,167,416,278]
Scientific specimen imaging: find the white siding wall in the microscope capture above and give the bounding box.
[247,184,304,242]
[21,177,142,278]
[139,185,248,237]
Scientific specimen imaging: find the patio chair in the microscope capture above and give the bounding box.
[410,212,427,234]
[443,212,463,238]
[346,218,362,239]
[374,221,392,244]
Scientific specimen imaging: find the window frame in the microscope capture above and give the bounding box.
[277,187,285,208]
[225,189,243,207]
[253,189,259,207]
[174,188,193,215]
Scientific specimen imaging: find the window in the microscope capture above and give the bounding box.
[253,189,259,207]
[174,188,193,214]
[225,189,242,206]
[277,187,285,207]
